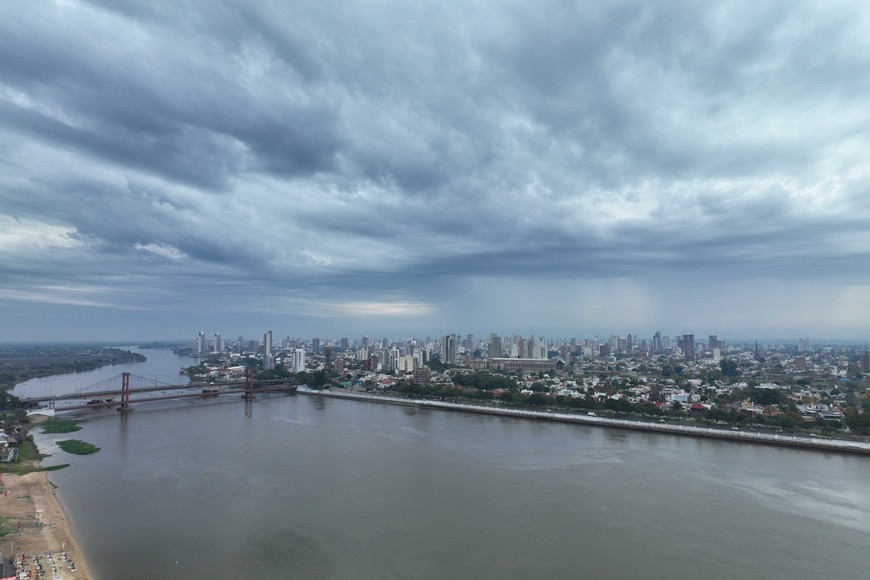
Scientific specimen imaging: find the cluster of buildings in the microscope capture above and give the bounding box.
[190,330,866,383]
[194,330,305,373]
[186,329,868,431]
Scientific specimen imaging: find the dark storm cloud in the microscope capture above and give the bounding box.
[0,3,343,189]
[2,0,870,339]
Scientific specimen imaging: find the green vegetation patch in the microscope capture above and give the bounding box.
[41,419,82,434]
[40,464,70,472]
[57,439,100,455]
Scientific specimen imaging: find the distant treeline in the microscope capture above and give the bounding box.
[0,346,146,392]
[138,341,189,350]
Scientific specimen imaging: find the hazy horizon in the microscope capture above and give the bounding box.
[2,335,867,347]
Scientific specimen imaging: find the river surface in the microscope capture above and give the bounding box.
[21,350,870,579]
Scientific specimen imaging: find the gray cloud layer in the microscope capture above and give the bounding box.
[2,0,870,340]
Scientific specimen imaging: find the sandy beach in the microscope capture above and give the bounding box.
[1,470,96,579]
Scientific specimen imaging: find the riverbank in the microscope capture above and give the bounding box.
[1,471,95,579]
[299,387,870,455]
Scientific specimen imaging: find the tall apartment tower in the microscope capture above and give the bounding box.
[518,339,530,358]
[798,338,811,352]
[441,335,456,364]
[679,334,695,361]
[264,330,274,370]
[197,331,206,354]
[312,337,321,354]
[488,333,502,359]
[653,331,665,352]
[290,348,306,373]
[214,333,223,353]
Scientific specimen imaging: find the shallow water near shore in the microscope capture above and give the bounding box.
[38,390,870,580]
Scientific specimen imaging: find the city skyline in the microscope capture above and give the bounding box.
[3,2,870,342]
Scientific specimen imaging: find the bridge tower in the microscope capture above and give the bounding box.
[243,366,255,400]
[117,372,134,413]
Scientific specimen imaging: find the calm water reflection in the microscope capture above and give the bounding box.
[35,392,870,580]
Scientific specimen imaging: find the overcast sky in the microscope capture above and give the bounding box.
[2,0,870,343]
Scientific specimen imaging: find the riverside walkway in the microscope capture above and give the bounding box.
[298,387,870,456]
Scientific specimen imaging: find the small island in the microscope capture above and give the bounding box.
[56,439,101,455]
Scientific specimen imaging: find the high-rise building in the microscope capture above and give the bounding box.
[798,338,811,352]
[384,348,400,372]
[214,333,223,353]
[652,334,661,352]
[264,330,274,370]
[617,337,627,354]
[518,339,530,359]
[289,348,305,373]
[197,331,206,354]
[312,337,321,354]
[860,352,870,374]
[340,337,349,351]
[678,334,695,361]
[488,334,502,359]
[441,335,456,364]
[362,336,370,350]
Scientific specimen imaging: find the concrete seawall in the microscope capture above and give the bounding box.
[298,388,870,456]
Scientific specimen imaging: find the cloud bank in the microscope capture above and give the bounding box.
[2,0,869,341]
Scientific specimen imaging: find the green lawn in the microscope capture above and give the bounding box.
[0,436,42,475]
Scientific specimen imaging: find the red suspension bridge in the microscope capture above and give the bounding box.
[22,370,296,413]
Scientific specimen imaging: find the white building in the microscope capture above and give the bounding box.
[289,348,305,373]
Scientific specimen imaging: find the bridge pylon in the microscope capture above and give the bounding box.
[242,367,256,400]
[117,372,134,413]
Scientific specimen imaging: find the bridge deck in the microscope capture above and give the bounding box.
[22,380,292,404]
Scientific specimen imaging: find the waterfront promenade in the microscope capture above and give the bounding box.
[298,387,870,455]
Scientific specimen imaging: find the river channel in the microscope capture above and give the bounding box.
[17,350,870,579]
